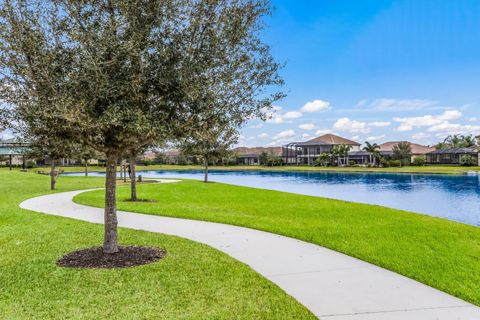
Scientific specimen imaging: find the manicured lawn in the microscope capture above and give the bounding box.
[76,180,480,306]
[3,163,477,174]
[0,171,314,319]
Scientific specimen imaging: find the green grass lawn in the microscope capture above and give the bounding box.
[3,163,477,175]
[0,171,314,319]
[76,180,480,306]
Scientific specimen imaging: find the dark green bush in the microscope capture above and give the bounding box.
[412,157,426,166]
[25,160,37,168]
[461,155,477,167]
[388,159,402,167]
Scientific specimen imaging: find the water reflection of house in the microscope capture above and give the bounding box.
[233,147,282,165]
[426,147,479,165]
[282,134,361,165]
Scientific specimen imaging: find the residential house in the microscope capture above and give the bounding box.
[0,138,30,168]
[282,134,361,165]
[348,141,435,165]
[426,147,479,165]
[378,142,435,161]
[233,147,282,165]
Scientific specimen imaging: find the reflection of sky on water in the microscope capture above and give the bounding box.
[70,170,480,227]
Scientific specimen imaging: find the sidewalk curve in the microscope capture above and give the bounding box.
[20,187,480,320]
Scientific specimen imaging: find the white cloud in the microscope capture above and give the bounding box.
[468,117,478,122]
[266,141,278,147]
[397,124,414,132]
[427,123,480,134]
[302,133,311,138]
[356,99,368,107]
[274,129,295,139]
[411,132,431,140]
[258,133,269,139]
[369,121,391,127]
[266,116,286,124]
[264,106,299,124]
[283,111,303,119]
[299,123,315,130]
[368,98,437,111]
[300,99,331,113]
[366,135,386,142]
[315,128,332,135]
[334,118,370,133]
[394,110,463,131]
[249,123,263,129]
[437,110,462,121]
[264,105,286,124]
[272,106,283,111]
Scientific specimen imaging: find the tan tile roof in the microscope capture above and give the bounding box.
[379,142,435,155]
[302,134,361,146]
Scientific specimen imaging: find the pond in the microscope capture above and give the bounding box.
[72,170,480,227]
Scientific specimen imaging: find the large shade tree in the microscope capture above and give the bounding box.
[1,0,283,254]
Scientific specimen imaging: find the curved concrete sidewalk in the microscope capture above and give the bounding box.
[20,187,480,320]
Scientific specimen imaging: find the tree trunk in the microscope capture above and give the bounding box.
[118,161,122,179]
[129,155,137,201]
[84,160,89,177]
[50,160,57,190]
[103,154,119,253]
[123,160,127,183]
[204,156,209,183]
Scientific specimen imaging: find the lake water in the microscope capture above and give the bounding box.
[73,170,480,227]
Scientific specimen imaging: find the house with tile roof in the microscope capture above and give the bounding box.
[378,141,435,160]
[282,134,361,165]
[348,141,435,165]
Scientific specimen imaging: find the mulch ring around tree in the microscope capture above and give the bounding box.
[57,246,166,269]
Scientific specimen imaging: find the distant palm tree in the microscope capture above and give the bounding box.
[462,135,476,148]
[363,141,380,166]
[443,134,477,148]
[392,142,412,166]
[333,144,352,166]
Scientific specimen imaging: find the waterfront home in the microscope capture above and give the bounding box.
[378,142,435,161]
[347,151,375,165]
[282,134,361,165]
[234,147,282,165]
[426,147,479,165]
[348,141,434,165]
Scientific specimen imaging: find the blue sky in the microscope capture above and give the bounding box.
[241,0,480,147]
